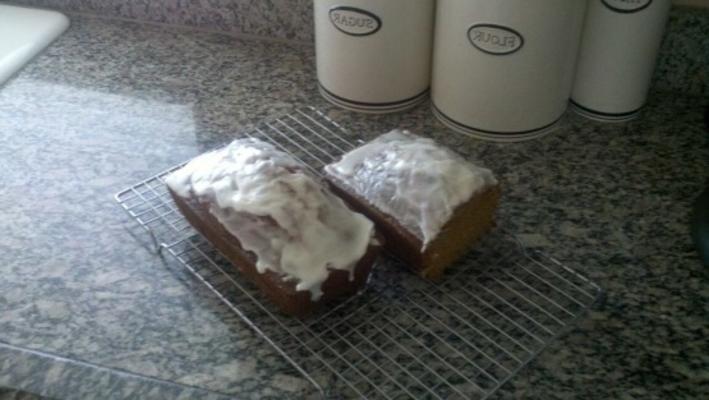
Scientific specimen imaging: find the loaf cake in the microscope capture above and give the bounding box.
[165,138,381,317]
[324,130,500,280]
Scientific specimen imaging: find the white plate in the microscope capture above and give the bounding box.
[0,4,69,86]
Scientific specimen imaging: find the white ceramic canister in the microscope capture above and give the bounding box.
[431,0,587,142]
[314,0,435,113]
[571,0,672,122]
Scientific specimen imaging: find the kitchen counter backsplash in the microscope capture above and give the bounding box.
[654,6,709,97]
[11,0,313,42]
[12,1,709,97]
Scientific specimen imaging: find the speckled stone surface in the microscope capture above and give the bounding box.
[0,388,44,400]
[0,343,233,400]
[0,14,707,400]
[653,6,709,97]
[11,0,313,42]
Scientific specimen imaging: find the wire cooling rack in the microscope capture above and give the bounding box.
[115,107,603,399]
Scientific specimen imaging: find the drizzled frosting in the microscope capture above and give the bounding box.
[325,130,497,249]
[166,138,375,300]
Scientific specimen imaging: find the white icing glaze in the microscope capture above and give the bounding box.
[325,129,497,250]
[166,138,375,301]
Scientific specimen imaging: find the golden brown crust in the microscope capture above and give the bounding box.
[325,176,500,280]
[420,185,500,279]
[168,187,381,317]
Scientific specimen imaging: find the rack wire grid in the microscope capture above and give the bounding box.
[115,107,603,399]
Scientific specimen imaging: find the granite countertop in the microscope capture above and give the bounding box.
[1,15,707,400]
